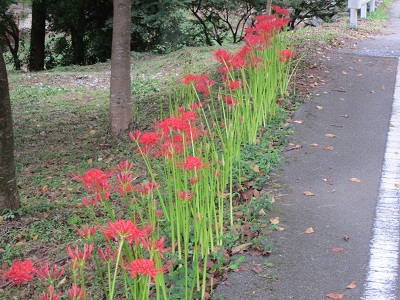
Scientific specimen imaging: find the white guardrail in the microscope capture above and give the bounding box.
[348,0,376,28]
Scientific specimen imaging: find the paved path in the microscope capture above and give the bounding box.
[214,1,400,299]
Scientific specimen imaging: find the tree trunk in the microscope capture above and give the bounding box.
[70,27,86,65]
[266,0,273,15]
[29,0,46,71]
[110,0,133,136]
[0,47,19,211]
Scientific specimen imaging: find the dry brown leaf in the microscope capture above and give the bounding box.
[326,293,345,299]
[381,85,385,90]
[277,227,285,231]
[305,227,314,234]
[258,209,266,216]
[370,89,375,93]
[253,165,260,173]
[317,105,323,110]
[342,71,347,74]
[331,248,344,252]
[253,189,260,197]
[323,146,334,151]
[0,216,3,223]
[395,183,400,188]
[310,143,319,147]
[270,217,280,225]
[231,242,253,255]
[293,120,303,124]
[325,134,336,138]
[303,191,315,196]
[349,178,362,183]
[346,281,357,289]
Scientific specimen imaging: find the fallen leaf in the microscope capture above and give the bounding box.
[326,293,345,299]
[340,114,349,118]
[370,89,375,94]
[293,120,303,124]
[270,217,280,225]
[381,85,385,90]
[89,129,96,135]
[305,227,314,234]
[253,165,260,173]
[277,227,285,231]
[303,191,315,196]
[323,146,334,150]
[331,248,344,252]
[252,265,263,273]
[253,189,260,197]
[32,235,39,241]
[342,71,347,74]
[310,143,319,147]
[258,209,266,216]
[346,281,357,289]
[0,216,3,223]
[356,74,363,76]
[42,185,48,191]
[317,105,323,110]
[325,134,336,138]
[87,158,93,164]
[231,242,253,255]
[395,184,400,188]
[349,178,362,183]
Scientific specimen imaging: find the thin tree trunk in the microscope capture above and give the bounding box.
[266,0,273,14]
[0,47,19,211]
[29,0,46,71]
[110,0,133,136]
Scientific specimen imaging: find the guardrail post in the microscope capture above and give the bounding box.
[361,3,367,19]
[350,8,358,28]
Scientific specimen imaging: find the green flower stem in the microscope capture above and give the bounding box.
[109,239,125,300]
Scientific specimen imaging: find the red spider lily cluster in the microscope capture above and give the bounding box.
[5,7,296,299]
[131,106,207,159]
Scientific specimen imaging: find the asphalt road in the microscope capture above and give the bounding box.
[213,1,400,299]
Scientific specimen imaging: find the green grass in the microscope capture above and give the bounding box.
[368,0,392,21]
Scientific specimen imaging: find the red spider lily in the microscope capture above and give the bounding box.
[226,80,242,90]
[184,73,198,85]
[177,190,194,202]
[76,169,113,192]
[272,5,290,16]
[101,219,152,244]
[137,180,160,195]
[68,283,84,300]
[138,131,160,146]
[189,101,205,111]
[237,45,253,58]
[279,49,294,62]
[190,176,198,185]
[116,160,134,173]
[157,117,190,135]
[98,245,118,262]
[179,156,207,171]
[141,236,169,257]
[66,244,94,266]
[82,193,102,207]
[129,130,141,140]
[178,110,199,122]
[224,96,240,107]
[213,49,233,65]
[116,172,136,196]
[77,224,97,240]
[34,263,65,282]
[6,260,34,285]
[40,285,62,300]
[195,79,215,97]
[231,55,248,70]
[125,258,164,279]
